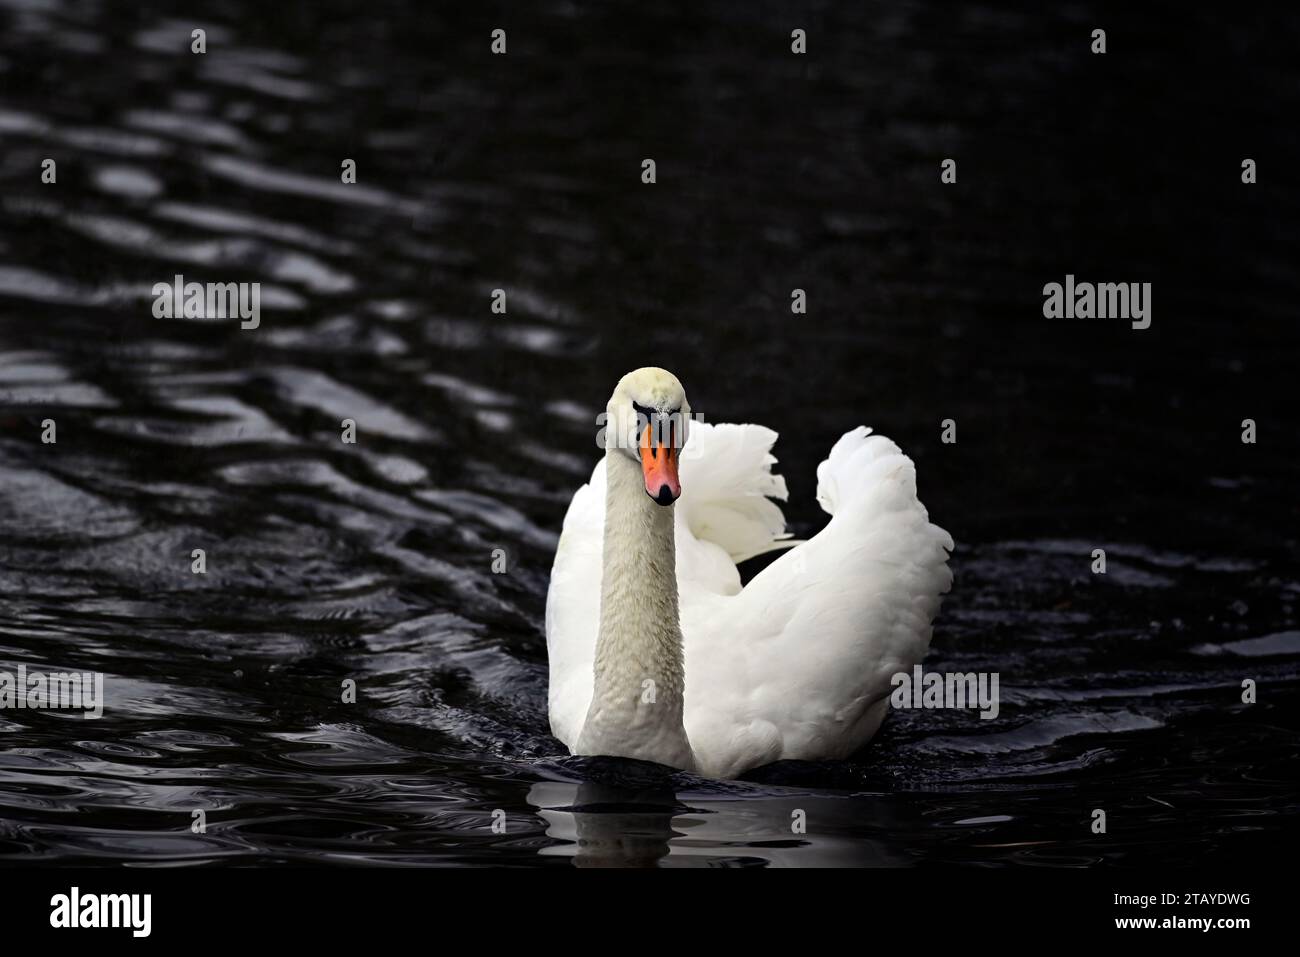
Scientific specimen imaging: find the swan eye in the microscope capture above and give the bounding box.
[632,401,683,421]
[632,402,688,459]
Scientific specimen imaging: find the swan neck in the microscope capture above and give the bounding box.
[596,449,681,684]
[577,449,691,765]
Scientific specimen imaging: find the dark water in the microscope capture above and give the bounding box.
[0,0,1297,866]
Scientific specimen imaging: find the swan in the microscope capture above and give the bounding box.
[545,367,953,779]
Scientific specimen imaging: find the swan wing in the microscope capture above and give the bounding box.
[681,426,953,778]
[676,421,793,567]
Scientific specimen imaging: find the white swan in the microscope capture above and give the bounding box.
[546,367,953,779]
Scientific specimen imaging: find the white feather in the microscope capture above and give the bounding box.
[546,420,953,779]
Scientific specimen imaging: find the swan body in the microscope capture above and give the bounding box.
[546,368,953,779]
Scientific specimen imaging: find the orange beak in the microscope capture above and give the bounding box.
[641,417,681,506]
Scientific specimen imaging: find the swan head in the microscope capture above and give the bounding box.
[604,367,690,507]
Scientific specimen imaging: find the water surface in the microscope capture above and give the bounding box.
[0,0,1296,866]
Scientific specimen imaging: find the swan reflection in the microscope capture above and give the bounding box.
[527,771,908,867]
